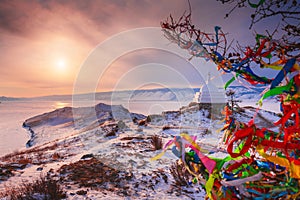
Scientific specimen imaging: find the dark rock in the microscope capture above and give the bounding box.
[22,122,27,128]
[36,167,43,171]
[10,163,27,170]
[146,116,152,122]
[66,185,72,189]
[105,130,116,137]
[26,140,33,147]
[76,190,87,195]
[132,117,138,124]
[131,113,146,121]
[80,154,94,160]
[138,119,147,126]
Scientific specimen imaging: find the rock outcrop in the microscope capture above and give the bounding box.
[23,103,146,147]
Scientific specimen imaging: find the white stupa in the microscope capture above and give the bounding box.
[193,73,226,103]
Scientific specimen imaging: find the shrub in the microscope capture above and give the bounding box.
[146,115,152,123]
[201,129,212,137]
[0,175,66,200]
[151,135,163,150]
[169,160,191,186]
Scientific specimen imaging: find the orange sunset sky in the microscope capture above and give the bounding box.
[0,0,280,97]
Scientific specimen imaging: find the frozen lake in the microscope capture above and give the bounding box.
[0,101,60,156]
[0,101,86,156]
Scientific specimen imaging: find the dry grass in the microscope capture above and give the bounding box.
[0,143,59,164]
[52,152,61,160]
[169,160,192,186]
[59,157,133,196]
[120,136,148,141]
[119,136,156,151]
[0,142,74,168]
[151,135,163,150]
[0,166,14,181]
[17,157,32,165]
[0,142,73,182]
[3,142,57,156]
[0,175,66,200]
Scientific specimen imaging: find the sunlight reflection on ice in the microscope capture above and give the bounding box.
[54,102,70,109]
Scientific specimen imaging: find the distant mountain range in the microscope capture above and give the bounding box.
[0,85,275,103]
[0,96,20,101]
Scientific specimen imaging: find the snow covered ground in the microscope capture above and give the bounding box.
[0,98,280,199]
[0,86,278,157]
[0,102,210,199]
[0,86,281,199]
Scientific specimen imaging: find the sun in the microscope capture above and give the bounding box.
[57,59,66,69]
[57,59,66,70]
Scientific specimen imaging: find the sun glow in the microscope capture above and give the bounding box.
[56,59,66,71]
[55,101,70,109]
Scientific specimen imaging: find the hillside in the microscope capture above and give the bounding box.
[0,102,280,199]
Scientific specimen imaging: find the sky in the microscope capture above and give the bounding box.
[0,0,281,97]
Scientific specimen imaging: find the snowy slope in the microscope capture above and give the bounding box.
[1,102,212,199]
[0,92,280,199]
[23,103,145,147]
[227,85,277,102]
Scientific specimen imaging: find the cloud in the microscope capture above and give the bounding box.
[0,0,274,44]
[0,0,279,97]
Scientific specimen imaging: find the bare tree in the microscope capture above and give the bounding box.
[217,0,300,56]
